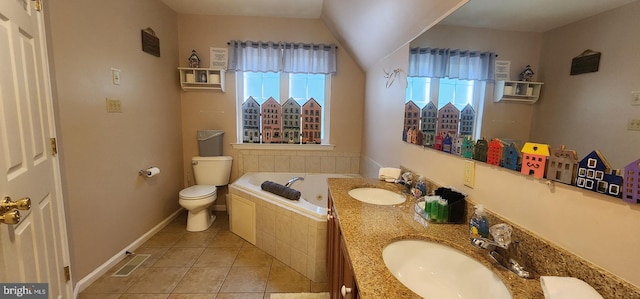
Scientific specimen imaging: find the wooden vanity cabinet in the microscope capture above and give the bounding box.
[327,193,359,299]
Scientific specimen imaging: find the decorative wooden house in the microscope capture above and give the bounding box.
[443,134,453,153]
[261,97,282,143]
[520,142,550,178]
[576,151,622,198]
[404,100,420,133]
[434,133,444,151]
[502,142,520,171]
[282,98,301,144]
[420,102,438,146]
[453,136,464,156]
[437,102,460,136]
[487,138,504,166]
[461,136,474,159]
[302,98,322,144]
[546,145,578,185]
[242,96,261,143]
[459,104,475,137]
[415,130,424,145]
[406,128,414,144]
[623,158,640,203]
[473,138,488,162]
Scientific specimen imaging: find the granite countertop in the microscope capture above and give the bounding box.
[328,177,544,299]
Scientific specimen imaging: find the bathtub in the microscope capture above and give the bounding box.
[228,172,360,282]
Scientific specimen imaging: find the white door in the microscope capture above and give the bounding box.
[0,1,71,298]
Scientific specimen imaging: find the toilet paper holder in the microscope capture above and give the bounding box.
[139,166,160,177]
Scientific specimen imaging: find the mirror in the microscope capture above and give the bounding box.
[404,0,640,171]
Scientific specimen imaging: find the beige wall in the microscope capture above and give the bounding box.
[533,0,640,168]
[362,5,640,288]
[177,15,365,201]
[46,0,182,280]
[411,25,542,142]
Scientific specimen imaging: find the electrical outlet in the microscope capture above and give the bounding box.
[106,97,122,113]
[464,160,476,188]
[628,119,640,131]
[632,91,640,106]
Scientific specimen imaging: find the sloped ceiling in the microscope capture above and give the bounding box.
[160,0,639,71]
[320,0,468,70]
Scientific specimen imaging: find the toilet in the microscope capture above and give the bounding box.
[179,156,232,231]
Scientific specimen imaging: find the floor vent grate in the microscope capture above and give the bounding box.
[111,254,150,277]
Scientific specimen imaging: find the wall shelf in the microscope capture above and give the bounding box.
[178,67,225,92]
[494,80,543,104]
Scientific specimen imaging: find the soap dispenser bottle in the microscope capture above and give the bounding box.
[469,205,489,238]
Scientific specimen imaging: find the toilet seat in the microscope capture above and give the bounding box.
[179,185,217,200]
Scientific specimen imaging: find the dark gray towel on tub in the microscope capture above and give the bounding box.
[261,180,301,200]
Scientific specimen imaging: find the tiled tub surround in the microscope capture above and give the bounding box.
[328,178,640,299]
[236,149,360,175]
[229,172,360,283]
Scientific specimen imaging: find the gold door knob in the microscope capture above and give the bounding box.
[0,210,20,225]
[0,196,31,214]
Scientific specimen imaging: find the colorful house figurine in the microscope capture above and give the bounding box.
[473,138,488,162]
[459,104,475,137]
[421,102,438,146]
[546,145,578,185]
[282,98,301,144]
[415,130,424,145]
[443,134,453,153]
[188,50,200,68]
[406,128,415,144]
[434,133,444,151]
[502,142,520,171]
[302,98,322,144]
[520,142,550,178]
[242,96,261,143]
[404,101,420,133]
[261,97,282,143]
[623,158,640,203]
[453,136,464,156]
[437,102,460,136]
[461,136,474,159]
[576,151,622,198]
[487,138,504,166]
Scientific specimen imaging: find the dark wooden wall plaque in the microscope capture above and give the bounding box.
[141,29,160,57]
[570,50,600,75]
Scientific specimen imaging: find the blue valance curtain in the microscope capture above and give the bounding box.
[408,47,497,81]
[227,40,337,74]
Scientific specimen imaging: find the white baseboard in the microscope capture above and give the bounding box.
[72,208,184,298]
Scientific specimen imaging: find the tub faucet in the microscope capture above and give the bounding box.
[285,176,305,188]
[471,224,534,279]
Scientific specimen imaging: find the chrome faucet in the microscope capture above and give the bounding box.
[471,224,534,279]
[285,176,305,188]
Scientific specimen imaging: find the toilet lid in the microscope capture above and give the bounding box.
[179,185,216,200]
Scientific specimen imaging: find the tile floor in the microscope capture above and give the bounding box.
[79,211,328,299]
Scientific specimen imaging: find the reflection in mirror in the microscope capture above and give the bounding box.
[403,0,640,201]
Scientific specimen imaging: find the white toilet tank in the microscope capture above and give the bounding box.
[192,156,233,186]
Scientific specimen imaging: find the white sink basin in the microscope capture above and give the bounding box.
[347,188,406,205]
[383,239,511,299]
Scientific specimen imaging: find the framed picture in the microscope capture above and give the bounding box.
[210,47,228,70]
[494,60,510,81]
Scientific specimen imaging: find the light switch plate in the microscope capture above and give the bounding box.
[464,160,476,188]
[632,91,640,106]
[111,68,121,85]
[106,97,122,113]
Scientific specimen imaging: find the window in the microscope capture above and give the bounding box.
[405,77,485,139]
[237,71,330,144]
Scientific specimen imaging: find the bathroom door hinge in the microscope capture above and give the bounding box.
[50,138,57,156]
[63,266,70,282]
